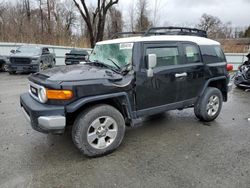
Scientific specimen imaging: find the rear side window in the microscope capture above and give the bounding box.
[146,47,180,67]
[200,45,226,63]
[183,44,201,63]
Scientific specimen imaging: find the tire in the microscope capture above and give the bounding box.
[2,63,8,72]
[38,62,44,72]
[1,62,8,72]
[49,60,56,68]
[8,71,16,75]
[194,87,223,122]
[72,104,126,157]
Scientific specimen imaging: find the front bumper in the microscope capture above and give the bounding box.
[8,64,38,72]
[20,93,66,134]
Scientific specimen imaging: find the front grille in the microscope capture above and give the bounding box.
[10,57,31,65]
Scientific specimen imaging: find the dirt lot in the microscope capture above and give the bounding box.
[0,72,250,188]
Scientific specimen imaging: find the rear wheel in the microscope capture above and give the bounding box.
[8,71,16,75]
[38,62,45,72]
[72,104,125,157]
[194,87,223,122]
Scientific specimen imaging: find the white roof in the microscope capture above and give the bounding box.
[97,35,220,46]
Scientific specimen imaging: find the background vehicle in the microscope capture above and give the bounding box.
[20,27,231,157]
[0,55,8,72]
[234,65,250,88]
[65,48,92,65]
[7,45,56,74]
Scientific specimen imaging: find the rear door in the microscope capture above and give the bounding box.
[177,43,206,101]
[135,42,185,113]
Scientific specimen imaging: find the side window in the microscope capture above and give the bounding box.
[42,48,49,54]
[146,47,180,67]
[200,45,226,64]
[184,44,201,63]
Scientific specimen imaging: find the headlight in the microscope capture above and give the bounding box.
[38,87,48,103]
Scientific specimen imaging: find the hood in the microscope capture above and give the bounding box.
[36,64,123,82]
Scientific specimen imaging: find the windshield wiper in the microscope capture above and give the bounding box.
[87,60,122,74]
[107,59,133,75]
[107,58,121,70]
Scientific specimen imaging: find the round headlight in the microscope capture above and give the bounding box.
[38,87,48,103]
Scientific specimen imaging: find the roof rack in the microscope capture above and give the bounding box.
[112,32,145,39]
[144,27,207,38]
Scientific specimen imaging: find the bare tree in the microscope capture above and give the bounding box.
[197,13,232,39]
[128,1,136,31]
[135,0,152,32]
[244,26,250,38]
[73,0,119,47]
[152,0,165,26]
[197,14,221,33]
[37,0,44,33]
[106,7,123,38]
[23,0,31,22]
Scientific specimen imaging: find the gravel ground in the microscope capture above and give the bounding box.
[0,72,250,188]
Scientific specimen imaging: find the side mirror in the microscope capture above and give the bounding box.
[10,50,15,54]
[147,54,157,77]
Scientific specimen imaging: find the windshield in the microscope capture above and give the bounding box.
[89,43,133,69]
[16,46,41,55]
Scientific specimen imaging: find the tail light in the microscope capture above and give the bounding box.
[227,64,233,72]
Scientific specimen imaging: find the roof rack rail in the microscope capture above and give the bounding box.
[144,27,207,38]
[112,32,145,39]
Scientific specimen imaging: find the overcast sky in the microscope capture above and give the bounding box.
[117,0,250,28]
[6,0,250,28]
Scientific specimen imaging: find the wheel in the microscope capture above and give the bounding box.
[38,62,45,72]
[1,63,8,72]
[8,71,16,75]
[49,60,56,68]
[194,87,223,122]
[72,104,125,157]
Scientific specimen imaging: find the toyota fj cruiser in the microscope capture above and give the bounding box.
[20,27,231,157]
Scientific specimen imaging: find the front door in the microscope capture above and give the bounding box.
[135,42,185,114]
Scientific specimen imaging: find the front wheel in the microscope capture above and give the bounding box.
[38,62,45,72]
[194,87,223,122]
[72,104,125,157]
[8,71,16,75]
[2,63,8,72]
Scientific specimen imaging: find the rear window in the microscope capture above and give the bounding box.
[200,45,226,64]
[70,49,88,55]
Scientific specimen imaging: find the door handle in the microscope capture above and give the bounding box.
[175,72,187,78]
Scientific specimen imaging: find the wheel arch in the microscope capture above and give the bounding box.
[65,93,134,126]
[200,76,228,102]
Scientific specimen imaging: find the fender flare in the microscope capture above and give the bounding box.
[65,92,134,119]
[199,76,228,97]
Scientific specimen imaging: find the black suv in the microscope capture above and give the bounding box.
[20,27,231,157]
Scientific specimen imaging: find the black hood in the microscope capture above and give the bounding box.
[36,64,123,82]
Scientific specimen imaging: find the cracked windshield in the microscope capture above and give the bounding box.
[89,43,133,69]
